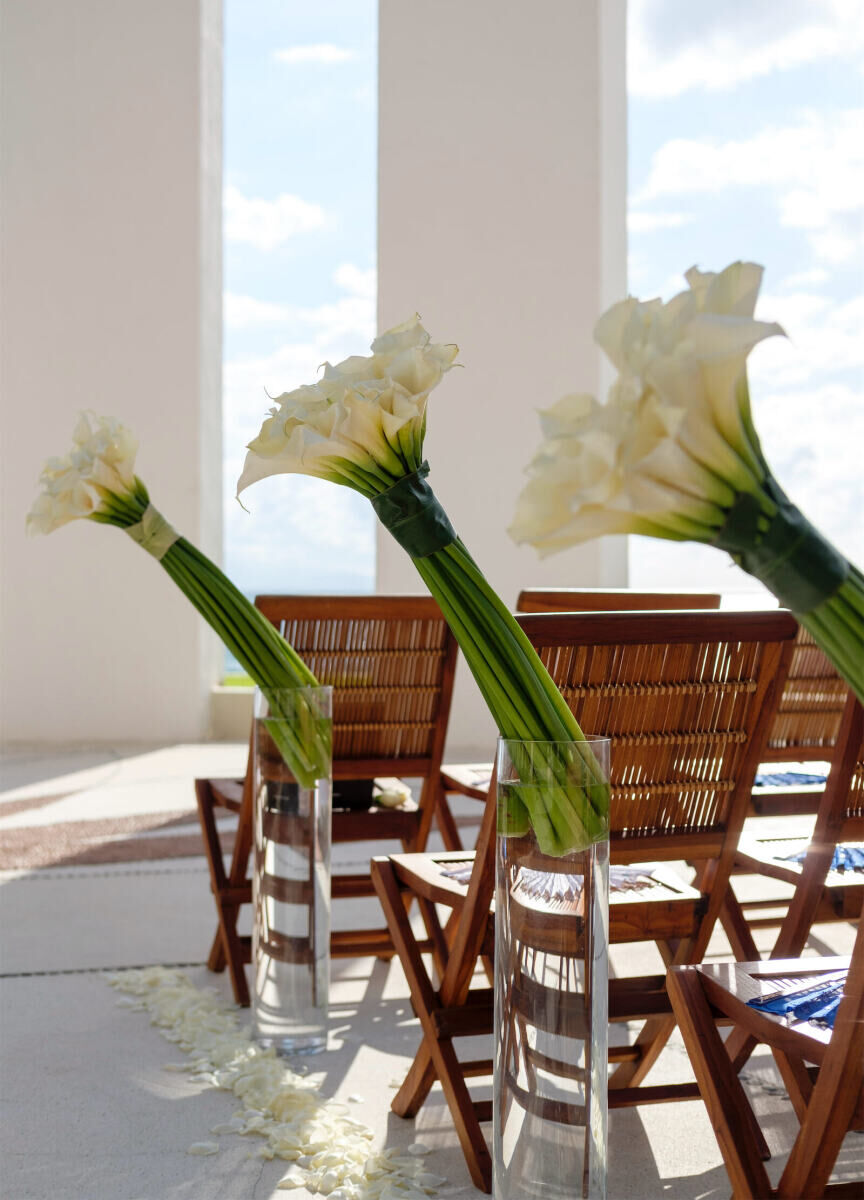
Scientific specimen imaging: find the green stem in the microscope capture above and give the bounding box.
[92,492,328,785]
[410,535,609,852]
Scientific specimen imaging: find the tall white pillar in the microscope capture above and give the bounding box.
[0,0,222,744]
[377,0,628,756]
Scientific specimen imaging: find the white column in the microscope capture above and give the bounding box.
[377,0,628,756]
[0,0,222,744]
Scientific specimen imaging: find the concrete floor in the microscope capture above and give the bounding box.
[0,744,860,1199]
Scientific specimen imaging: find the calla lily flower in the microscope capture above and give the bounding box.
[237,315,458,499]
[28,414,325,783]
[26,413,139,534]
[512,261,864,703]
[236,318,610,855]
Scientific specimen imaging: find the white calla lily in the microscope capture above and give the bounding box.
[26,412,140,534]
[237,316,611,855]
[28,413,327,782]
[237,316,458,500]
[512,259,864,705]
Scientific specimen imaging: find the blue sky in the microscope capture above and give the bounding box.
[223,0,863,604]
[223,0,377,596]
[626,0,863,589]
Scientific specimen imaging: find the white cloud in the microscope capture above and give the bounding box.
[224,294,292,330]
[224,185,327,251]
[750,290,864,389]
[636,110,864,266]
[781,268,830,290]
[753,379,864,562]
[274,44,356,65]
[333,263,376,300]
[628,211,694,234]
[629,0,864,98]
[224,265,376,334]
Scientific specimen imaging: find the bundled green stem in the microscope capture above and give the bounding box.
[312,456,609,853]
[91,478,329,785]
[412,537,609,855]
[712,472,864,705]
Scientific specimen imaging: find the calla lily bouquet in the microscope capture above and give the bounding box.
[511,262,864,703]
[27,414,329,784]
[238,317,608,856]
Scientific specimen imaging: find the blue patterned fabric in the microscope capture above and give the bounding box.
[784,845,864,872]
[747,974,847,1029]
[754,771,827,787]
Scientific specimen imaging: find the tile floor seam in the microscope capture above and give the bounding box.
[0,961,208,979]
[1,865,211,880]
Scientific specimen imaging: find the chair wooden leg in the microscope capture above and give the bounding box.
[725,1027,760,1073]
[721,890,762,962]
[436,794,463,851]
[772,1049,813,1125]
[667,967,773,1198]
[196,779,232,977]
[608,1014,676,1088]
[371,856,492,1192]
[196,774,254,1006]
[417,896,450,982]
[208,927,227,973]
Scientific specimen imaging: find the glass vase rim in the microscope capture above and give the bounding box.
[496,735,611,748]
[253,684,333,695]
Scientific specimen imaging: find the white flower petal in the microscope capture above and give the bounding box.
[27,412,139,535]
[239,318,457,497]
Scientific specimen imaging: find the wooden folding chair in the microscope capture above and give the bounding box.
[750,625,850,819]
[197,595,459,1005]
[723,691,864,961]
[438,590,723,851]
[667,915,864,1198]
[371,609,797,1191]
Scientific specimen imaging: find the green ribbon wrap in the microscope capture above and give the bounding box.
[371,462,456,559]
[124,504,180,561]
[713,477,849,614]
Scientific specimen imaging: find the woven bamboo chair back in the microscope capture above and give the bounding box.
[836,694,864,834]
[255,594,458,776]
[762,625,850,762]
[516,610,798,861]
[516,588,722,614]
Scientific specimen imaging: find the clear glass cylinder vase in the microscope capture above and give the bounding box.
[494,737,611,1200]
[252,685,333,1055]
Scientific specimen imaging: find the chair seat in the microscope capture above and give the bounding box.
[736,834,864,892]
[696,954,851,1055]
[390,850,482,908]
[389,850,702,948]
[440,762,493,800]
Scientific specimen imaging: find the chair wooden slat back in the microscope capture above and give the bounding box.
[197,594,459,1005]
[762,625,850,762]
[372,608,798,1191]
[516,588,722,613]
[437,589,723,851]
[769,693,864,959]
[841,697,864,831]
[517,610,797,872]
[722,692,864,974]
[256,595,458,773]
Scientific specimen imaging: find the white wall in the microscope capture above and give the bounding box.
[0,0,222,745]
[377,0,628,757]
